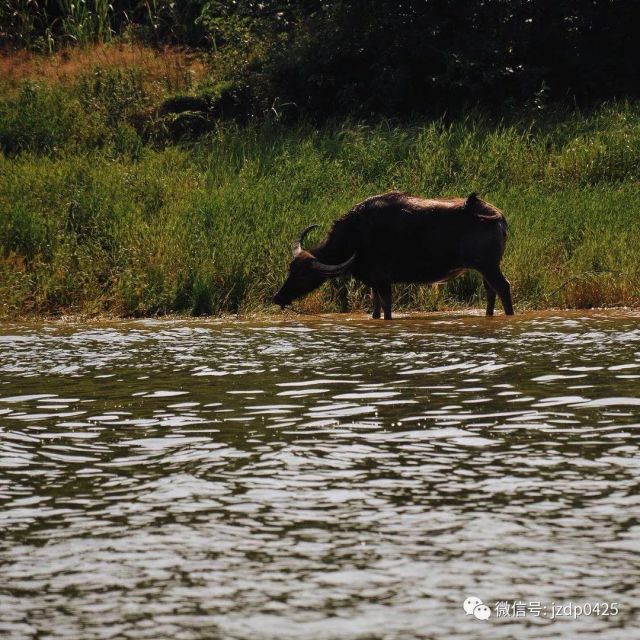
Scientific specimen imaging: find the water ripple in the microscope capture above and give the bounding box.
[1,311,639,639]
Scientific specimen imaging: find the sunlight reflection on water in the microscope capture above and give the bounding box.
[1,311,639,639]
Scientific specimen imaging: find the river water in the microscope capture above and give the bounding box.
[1,311,639,639]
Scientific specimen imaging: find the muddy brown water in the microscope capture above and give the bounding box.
[1,311,639,639]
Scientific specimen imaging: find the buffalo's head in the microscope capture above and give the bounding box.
[273,224,355,309]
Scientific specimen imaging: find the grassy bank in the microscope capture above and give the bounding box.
[1,57,640,318]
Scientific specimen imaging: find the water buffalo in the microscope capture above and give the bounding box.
[273,191,513,319]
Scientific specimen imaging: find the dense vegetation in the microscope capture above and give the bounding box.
[1,65,639,317]
[2,1,637,117]
[0,2,638,318]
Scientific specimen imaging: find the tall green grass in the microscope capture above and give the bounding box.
[1,81,639,317]
[0,1,201,51]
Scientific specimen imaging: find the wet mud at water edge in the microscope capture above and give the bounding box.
[1,311,639,640]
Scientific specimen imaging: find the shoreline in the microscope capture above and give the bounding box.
[1,306,639,326]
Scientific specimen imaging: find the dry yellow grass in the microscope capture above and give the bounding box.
[0,43,208,96]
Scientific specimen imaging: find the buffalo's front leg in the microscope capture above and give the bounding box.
[372,289,381,319]
[378,283,393,320]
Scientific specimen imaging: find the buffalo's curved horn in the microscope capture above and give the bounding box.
[292,224,319,257]
[310,253,356,276]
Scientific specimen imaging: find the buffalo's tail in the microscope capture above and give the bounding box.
[466,192,503,219]
[466,192,508,248]
[498,215,508,249]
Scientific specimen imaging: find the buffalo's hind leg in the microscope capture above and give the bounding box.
[482,268,514,315]
[372,289,381,319]
[483,278,496,316]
